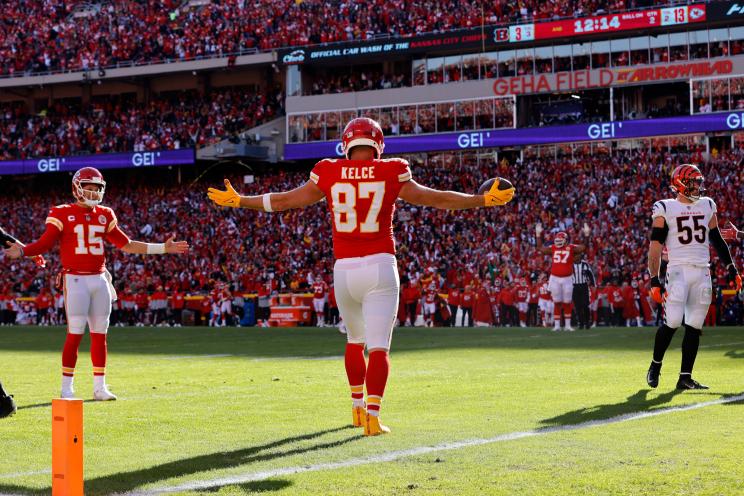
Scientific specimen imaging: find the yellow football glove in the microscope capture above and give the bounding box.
[484,179,515,206]
[207,179,242,208]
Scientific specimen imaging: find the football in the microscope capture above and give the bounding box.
[478,177,514,195]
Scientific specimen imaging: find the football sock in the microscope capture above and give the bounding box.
[90,332,107,387]
[344,343,366,408]
[680,325,701,375]
[554,307,561,326]
[366,350,390,417]
[62,333,84,383]
[652,324,677,362]
[564,303,573,327]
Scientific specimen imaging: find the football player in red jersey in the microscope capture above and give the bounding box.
[208,117,515,435]
[536,223,590,331]
[312,275,328,326]
[4,167,189,400]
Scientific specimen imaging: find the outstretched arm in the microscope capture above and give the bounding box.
[208,179,325,212]
[120,235,189,255]
[398,180,484,210]
[3,224,56,266]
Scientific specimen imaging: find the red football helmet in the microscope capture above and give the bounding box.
[341,117,384,159]
[670,164,705,201]
[72,167,106,206]
[554,232,568,248]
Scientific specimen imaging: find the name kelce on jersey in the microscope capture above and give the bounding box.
[342,166,376,179]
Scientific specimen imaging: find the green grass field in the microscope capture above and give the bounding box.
[1,325,743,495]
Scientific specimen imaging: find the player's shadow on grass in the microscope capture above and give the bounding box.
[18,399,97,411]
[539,389,684,428]
[725,349,744,359]
[0,425,357,496]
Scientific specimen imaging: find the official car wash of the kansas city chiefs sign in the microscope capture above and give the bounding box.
[492,57,737,96]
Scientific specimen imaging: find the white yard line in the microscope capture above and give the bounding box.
[139,393,744,495]
[161,354,343,361]
[0,469,50,479]
[699,341,744,349]
[161,354,234,360]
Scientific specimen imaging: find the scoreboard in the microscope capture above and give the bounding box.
[506,5,706,43]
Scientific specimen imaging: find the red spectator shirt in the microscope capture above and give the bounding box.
[310,158,412,259]
[171,292,185,309]
[461,290,474,308]
[35,293,52,309]
[447,289,460,306]
[23,203,130,275]
[550,244,575,277]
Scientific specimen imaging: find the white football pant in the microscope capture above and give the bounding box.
[663,265,712,329]
[63,273,113,335]
[548,275,573,303]
[334,253,399,351]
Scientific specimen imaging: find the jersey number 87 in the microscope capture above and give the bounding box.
[331,182,385,233]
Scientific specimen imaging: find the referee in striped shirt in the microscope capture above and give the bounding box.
[572,254,595,330]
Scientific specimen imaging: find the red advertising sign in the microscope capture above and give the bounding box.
[509,4,706,43]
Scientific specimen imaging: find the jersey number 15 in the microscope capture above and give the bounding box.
[73,224,105,255]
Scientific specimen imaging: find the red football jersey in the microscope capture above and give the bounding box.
[313,282,327,298]
[550,244,575,277]
[424,289,437,304]
[310,158,412,259]
[25,203,130,274]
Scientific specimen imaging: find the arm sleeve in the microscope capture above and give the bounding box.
[709,227,734,267]
[397,159,412,183]
[309,160,324,185]
[23,224,62,257]
[105,225,131,249]
[651,201,666,219]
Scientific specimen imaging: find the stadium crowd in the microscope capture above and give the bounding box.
[0,87,283,160]
[0,145,742,327]
[1,0,685,76]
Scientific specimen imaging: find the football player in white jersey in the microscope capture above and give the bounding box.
[646,164,741,390]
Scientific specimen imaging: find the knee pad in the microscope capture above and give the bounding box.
[67,316,87,335]
[88,316,110,334]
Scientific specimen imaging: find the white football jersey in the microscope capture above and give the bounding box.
[652,197,716,267]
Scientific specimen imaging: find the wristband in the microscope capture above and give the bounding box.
[146,243,166,255]
[262,193,273,213]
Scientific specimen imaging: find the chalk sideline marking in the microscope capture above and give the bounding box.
[139,392,744,495]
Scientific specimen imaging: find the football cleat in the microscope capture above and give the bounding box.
[60,388,76,399]
[364,413,390,436]
[676,376,709,390]
[93,386,118,401]
[352,406,366,427]
[646,361,662,388]
[564,325,575,332]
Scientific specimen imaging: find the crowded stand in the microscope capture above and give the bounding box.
[0,0,692,77]
[0,145,741,327]
[0,86,283,160]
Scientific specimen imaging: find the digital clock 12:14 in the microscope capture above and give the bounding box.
[574,16,621,33]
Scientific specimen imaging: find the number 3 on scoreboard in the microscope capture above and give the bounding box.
[331,182,385,233]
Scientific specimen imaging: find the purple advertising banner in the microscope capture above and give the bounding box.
[284,111,744,160]
[0,149,195,176]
